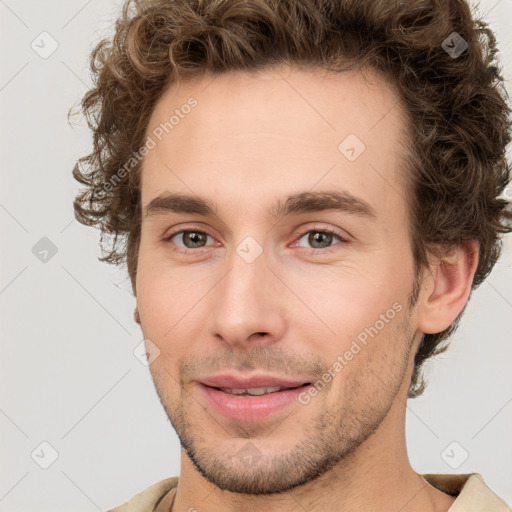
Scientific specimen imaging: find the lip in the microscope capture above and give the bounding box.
[199,374,309,389]
[199,382,310,422]
[197,373,311,423]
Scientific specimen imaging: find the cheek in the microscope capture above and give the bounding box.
[282,262,402,339]
[135,255,223,375]
[136,253,195,342]
[323,306,413,413]
[137,237,197,302]
[280,261,413,399]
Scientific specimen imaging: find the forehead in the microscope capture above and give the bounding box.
[140,65,410,221]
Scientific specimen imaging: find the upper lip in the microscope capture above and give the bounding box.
[199,374,310,389]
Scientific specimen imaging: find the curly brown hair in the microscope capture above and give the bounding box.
[70,0,511,398]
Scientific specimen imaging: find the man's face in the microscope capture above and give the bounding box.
[136,65,419,494]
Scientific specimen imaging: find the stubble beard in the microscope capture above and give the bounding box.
[150,318,415,496]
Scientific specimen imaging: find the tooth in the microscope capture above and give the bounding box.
[250,387,282,395]
[219,386,284,396]
[246,387,268,396]
[219,388,247,395]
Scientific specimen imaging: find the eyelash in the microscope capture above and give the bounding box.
[162,225,348,255]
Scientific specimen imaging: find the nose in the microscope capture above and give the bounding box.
[209,244,287,349]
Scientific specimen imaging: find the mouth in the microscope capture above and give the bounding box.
[212,384,308,396]
[198,381,312,422]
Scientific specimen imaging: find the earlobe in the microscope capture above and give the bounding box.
[417,241,479,334]
[134,308,141,324]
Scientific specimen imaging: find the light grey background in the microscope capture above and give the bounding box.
[1,0,511,510]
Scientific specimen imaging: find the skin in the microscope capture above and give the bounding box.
[135,65,478,511]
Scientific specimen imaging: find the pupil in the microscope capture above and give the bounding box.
[309,232,331,249]
[185,232,205,248]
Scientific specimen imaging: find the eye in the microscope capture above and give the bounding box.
[294,227,347,253]
[164,230,216,251]
[162,226,348,255]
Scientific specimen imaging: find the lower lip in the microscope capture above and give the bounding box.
[199,383,309,422]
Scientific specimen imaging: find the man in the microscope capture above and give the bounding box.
[71,0,511,510]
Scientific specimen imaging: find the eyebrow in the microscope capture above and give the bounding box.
[143,190,377,220]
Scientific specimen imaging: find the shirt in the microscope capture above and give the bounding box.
[106,473,512,511]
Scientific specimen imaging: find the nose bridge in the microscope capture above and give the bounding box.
[210,242,285,345]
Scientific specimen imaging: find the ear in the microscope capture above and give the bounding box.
[417,240,479,334]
